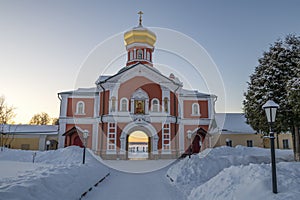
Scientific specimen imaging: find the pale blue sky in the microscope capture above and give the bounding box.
[1,0,300,123]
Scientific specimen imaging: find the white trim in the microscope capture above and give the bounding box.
[120,97,129,112]
[126,43,154,50]
[94,94,100,118]
[75,101,85,115]
[92,123,98,151]
[151,98,160,112]
[59,94,68,118]
[110,96,117,113]
[120,121,159,154]
[162,123,171,152]
[191,103,200,116]
[58,122,66,148]
[107,122,117,152]
[69,96,96,99]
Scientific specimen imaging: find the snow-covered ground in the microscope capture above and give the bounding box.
[1,145,299,200]
[167,146,300,200]
[0,147,109,200]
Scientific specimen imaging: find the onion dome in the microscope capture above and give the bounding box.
[124,11,156,66]
[124,11,156,49]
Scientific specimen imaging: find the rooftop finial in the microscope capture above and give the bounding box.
[138,11,143,26]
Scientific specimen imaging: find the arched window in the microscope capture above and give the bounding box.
[151,98,159,112]
[76,101,85,114]
[111,97,116,112]
[137,49,143,59]
[130,51,133,60]
[164,97,169,113]
[120,98,128,112]
[192,103,200,116]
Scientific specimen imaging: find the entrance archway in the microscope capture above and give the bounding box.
[128,131,149,160]
[120,121,159,160]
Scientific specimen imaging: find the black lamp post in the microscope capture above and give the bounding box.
[46,140,50,151]
[262,100,279,194]
[82,130,89,164]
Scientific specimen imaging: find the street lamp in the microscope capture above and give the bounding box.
[187,130,192,158]
[46,140,50,151]
[262,100,279,194]
[82,130,89,164]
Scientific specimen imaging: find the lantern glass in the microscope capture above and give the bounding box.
[83,130,89,139]
[262,100,279,123]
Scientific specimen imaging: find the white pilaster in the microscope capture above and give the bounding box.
[58,122,66,148]
[94,93,100,118]
[92,123,99,151]
[59,94,68,117]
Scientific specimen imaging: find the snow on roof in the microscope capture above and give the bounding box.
[0,125,58,135]
[96,75,111,83]
[59,87,98,95]
[215,113,256,134]
[180,89,215,98]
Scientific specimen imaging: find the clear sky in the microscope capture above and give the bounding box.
[1,0,300,124]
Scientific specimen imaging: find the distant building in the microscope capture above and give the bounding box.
[211,113,293,150]
[58,15,216,160]
[0,124,58,151]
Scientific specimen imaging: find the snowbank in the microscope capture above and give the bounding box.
[167,146,294,196]
[189,162,300,200]
[0,146,109,200]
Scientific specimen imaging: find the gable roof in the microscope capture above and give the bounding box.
[95,62,183,87]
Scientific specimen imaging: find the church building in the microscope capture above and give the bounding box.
[58,13,217,159]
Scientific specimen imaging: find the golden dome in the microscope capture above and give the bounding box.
[124,12,156,47]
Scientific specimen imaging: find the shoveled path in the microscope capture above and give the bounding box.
[84,160,186,200]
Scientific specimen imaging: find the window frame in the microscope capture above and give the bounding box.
[76,101,85,115]
[107,122,117,152]
[191,103,200,116]
[120,97,128,112]
[162,123,171,152]
[151,98,160,112]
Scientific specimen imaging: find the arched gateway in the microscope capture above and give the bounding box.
[120,121,159,160]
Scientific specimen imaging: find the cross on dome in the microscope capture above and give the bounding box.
[138,11,143,26]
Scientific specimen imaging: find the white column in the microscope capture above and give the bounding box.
[92,123,98,151]
[39,135,47,151]
[58,122,66,148]
[179,123,184,153]
[59,94,68,117]
[94,93,100,118]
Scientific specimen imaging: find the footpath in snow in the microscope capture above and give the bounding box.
[167,146,300,200]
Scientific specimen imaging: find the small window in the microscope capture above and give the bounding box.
[130,51,133,60]
[111,97,116,112]
[147,51,150,61]
[151,98,159,112]
[226,139,232,147]
[76,101,85,114]
[137,49,143,59]
[192,103,200,116]
[247,140,253,147]
[120,98,128,112]
[164,97,169,113]
[283,139,289,149]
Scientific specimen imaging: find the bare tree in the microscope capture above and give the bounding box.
[29,112,51,125]
[0,95,16,124]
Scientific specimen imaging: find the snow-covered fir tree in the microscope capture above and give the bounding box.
[243,34,300,161]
